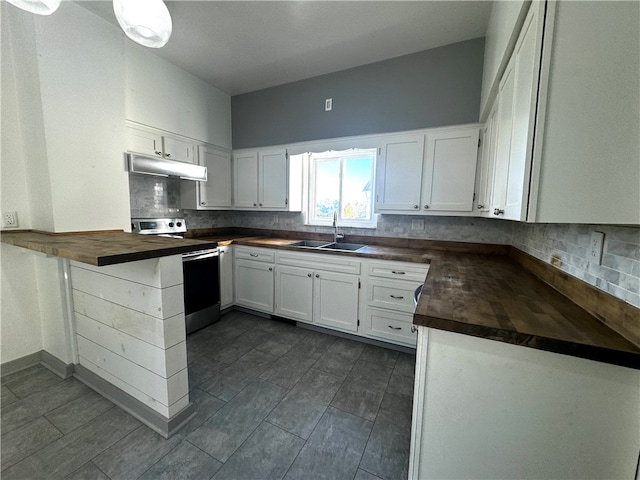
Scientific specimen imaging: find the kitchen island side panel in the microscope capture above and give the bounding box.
[69,256,189,419]
[410,327,640,479]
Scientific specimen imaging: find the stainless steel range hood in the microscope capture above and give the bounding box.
[127,153,207,181]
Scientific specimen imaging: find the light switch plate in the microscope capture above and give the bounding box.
[589,231,605,265]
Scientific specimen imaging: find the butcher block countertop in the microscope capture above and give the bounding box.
[0,230,217,266]
[3,228,638,368]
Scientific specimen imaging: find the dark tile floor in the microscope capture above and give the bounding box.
[1,311,415,480]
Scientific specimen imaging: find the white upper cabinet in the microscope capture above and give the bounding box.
[126,124,195,164]
[422,127,480,212]
[232,148,302,211]
[181,144,232,210]
[375,127,480,215]
[475,105,498,213]
[375,134,425,212]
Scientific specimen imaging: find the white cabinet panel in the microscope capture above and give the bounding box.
[375,135,425,212]
[219,246,233,309]
[423,128,480,212]
[367,278,423,313]
[365,307,417,346]
[260,150,288,209]
[275,265,313,323]
[313,270,359,333]
[233,152,259,209]
[198,145,232,208]
[234,258,274,313]
[476,105,498,213]
[162,136,195,164]
[126,127,162,157]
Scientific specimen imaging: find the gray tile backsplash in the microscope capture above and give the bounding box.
[513,223,640,308]
[128,174,181,219]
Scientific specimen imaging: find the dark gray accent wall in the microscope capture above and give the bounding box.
[231,37,485,149]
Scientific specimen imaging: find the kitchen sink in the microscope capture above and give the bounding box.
[288,240,332,248]
[318,242,367,252]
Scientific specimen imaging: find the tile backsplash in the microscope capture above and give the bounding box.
[128,174,181,219]
[141,196,640,310]
[513,223,640,308]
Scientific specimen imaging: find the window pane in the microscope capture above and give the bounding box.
[314,159,340,219]
[341,156,372,220]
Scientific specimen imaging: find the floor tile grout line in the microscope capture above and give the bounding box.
[134,437,185,480]
[0,415,66,472]
[91,459,113,480]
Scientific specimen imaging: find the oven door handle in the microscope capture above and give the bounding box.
[182,250,219,262]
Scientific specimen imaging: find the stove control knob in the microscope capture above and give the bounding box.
[176,222,182,227]
[168,222,174,227]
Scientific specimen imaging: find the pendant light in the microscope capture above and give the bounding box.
[113,0,172,49]
[5,0,61,15]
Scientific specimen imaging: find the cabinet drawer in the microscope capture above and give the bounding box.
[276,251,361,275]
[368,279,423,313]
[365,307,417,346]
[367,261,429,283]
[234,246,275,263]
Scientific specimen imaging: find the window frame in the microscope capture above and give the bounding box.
[305,148,377,229]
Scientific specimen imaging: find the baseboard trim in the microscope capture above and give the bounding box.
[296,323,416,354]
[40,350,75,379]
[73,364,195,439]
[1,350,74,379]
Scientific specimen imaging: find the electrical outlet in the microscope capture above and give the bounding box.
[2,211,19,228]
[325,98,332,111]
[589,231,605,265]
[411,218,424,231]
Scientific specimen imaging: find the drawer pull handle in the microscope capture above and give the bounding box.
[250,253,259,257]
[390,295,404,299]
[388,325,402,330]
[391,271,405,275]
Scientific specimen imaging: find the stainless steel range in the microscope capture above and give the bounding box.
[132,218,221,334]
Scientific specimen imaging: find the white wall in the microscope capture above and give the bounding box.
[33,2,131,232]
[479,0,529,120]
[125,43,232,149]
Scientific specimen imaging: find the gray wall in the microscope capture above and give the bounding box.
[231,38,485,149]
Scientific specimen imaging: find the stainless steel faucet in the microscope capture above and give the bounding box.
[332,211,344,243]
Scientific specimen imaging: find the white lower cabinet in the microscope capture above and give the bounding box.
[218,246,233,309]
[274,251,360,334]
[234,247,274,313]
[361,259,429,347]
[312,271,359,333]
[275,265,313,322]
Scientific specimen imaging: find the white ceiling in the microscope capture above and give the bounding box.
[78,1,492,96]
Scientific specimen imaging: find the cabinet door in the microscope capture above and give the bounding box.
[234,259,274,313]
[375,135,425,212]
[126,127,162,157]
[198,145,232,208]
[476,106,499,214]
[422,128,480,212]
[259,149,288,210]
[219,246,234,309]
[233,152,259,209]
[504,3,543,221]
[275,265,313,323]
[313,271,359,333]
[491,58,515,218]
[163,136,195,163]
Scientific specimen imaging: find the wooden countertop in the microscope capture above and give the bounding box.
[4,228,637,368]
[414,251,640,369]
[1,231,218,266]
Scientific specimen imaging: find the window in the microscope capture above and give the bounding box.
[306,148,377,228]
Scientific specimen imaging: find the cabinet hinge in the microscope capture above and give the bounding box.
[473,192,476,202]
[478,138,481,147]
[376,194,379,203]
[285,198,288,205]
[357,319,360,327]
[358,280,361,289]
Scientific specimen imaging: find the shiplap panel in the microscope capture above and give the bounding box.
[77,336,188,407]
[71,266,184,319]
[73,290,185,349]
[75,313,186,377]
[71,256,183,288]
[79,356,189,418]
